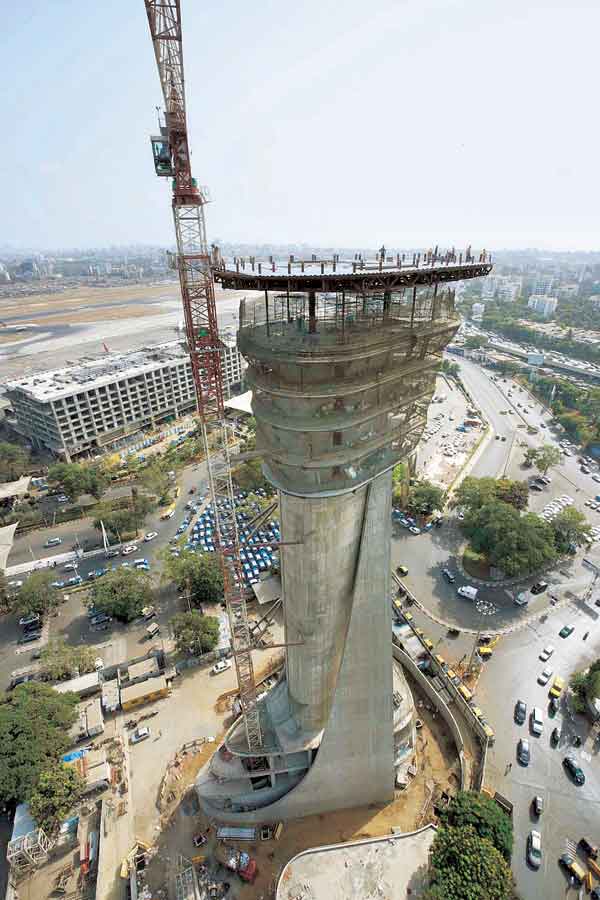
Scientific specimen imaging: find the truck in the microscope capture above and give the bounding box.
[457,585,478,601]
[214,844,258,883]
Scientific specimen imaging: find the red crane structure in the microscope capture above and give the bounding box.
[143,0,262,752]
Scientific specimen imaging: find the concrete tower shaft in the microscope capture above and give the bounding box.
[197,255,492,823]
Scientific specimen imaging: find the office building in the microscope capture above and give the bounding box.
[6,339,246,460]
[471,302,485,321]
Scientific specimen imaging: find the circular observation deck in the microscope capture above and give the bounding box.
[237,285,461,496]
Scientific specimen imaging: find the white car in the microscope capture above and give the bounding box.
[122,545,138,556]
[57,494,69,503]
[539,645,554,661]
[144,532,159,542]
[63,562,78,572]
[514,593,529,606]
[527,830,542,869]
[130,726,150,744]
[537,666,553,685]
[211,659,232,675]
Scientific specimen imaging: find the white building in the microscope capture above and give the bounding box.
[527,294,558,318]
[6,339,247,460]
[496,278,521,302]
[471,302,485,321]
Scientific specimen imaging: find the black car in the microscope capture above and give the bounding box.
[514,700,527,725]
[517,738,530,765]
[563,756,585,785]
[531,581,549,595]
[579,837,598,860]
[442,568,456,584]
[18,630,41,645]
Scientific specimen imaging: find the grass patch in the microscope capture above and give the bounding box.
[462,547,490,579]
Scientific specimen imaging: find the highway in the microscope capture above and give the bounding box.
[392,357,600,900]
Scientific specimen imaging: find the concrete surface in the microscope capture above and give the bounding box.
[276,825,436,900]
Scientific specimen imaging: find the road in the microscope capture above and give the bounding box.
[0,460,211,690]
[392,357,600,900]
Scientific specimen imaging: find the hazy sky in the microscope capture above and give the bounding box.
[3,0,599,251]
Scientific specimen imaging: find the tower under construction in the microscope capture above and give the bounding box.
[196,250,491,823]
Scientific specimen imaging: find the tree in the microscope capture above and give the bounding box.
[39,639,96,681]
[0,570,8,610]
[232,459,272,494]
[392,462,409,506]
[163,550,223,607]
[407,480,445,516]
[463,502,556,577]
[137,462,170,504]
[551,506,592,554]
[494,478,529,511]
[464,336,488,349]
[0,441,30,483]
[0,684,79,805]
[531,444,562,476]
[171,610,220,656]
[89,568,152,622]
[454,477,527,513]
[93,494,155,540]
[437,791,513,861]
[441,360,460,378]
[29,765,83,834]
[426,825,512,900]
[522,447,539,468]
[48,462,108,500]
[16,570,60,618]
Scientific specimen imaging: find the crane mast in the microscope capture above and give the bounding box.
[143,0,263,752]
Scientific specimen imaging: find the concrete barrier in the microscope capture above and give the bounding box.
[393,645,466,790]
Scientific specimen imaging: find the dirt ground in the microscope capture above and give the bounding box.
[142,678,462,900]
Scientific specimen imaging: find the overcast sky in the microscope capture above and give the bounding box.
[3,0,599,252]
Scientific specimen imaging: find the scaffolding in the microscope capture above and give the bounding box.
[6,827,53,874]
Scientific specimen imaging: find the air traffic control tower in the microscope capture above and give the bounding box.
[197,248,492,823]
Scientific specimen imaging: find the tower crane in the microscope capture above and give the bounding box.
[143,0,262,752]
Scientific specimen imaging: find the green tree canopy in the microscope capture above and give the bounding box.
[39,639,97,681]
[530,443,562,476]
[551,506,592,553]
[454,476,528,513]
[0,442,30,483]
[93,494,155,540]
[16,570,60,618]
[441,360,460,378]
[0,684,79,805]
[163,550,223,607]
[48,462,108,500]
[437,791,513,861]
[171,610,220,656]
[29,765,83,835]
[463,501,556,577]
[407,480,445,516]
[137,462,170,504]
[88,568,152,622]
[426,825,513,900]
[232,458,273,494]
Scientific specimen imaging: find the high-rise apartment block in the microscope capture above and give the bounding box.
[527,294,558,318]
[6,339,246,460]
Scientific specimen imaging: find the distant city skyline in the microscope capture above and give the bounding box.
[5,0,600,252]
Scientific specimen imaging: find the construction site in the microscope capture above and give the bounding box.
[2,1,492,899]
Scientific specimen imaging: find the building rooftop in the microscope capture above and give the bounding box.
[5,340,189,402]
[276,825,437,900]
[127,657,160,681]
[120,674,168,704]
[54,671,101,696]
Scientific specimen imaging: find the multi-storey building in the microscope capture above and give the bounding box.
[527,294,558,318]
[6,339,246,460]
[471,302,485,321]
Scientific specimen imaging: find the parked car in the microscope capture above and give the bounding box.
[559,624,575,638]
[44,537,62,548]
[90,614,112,627]
[526,830,542,869]
[514,700,527,725]
[531,581,548,595]
[18,630,41,645]
[122,544,138,556]
[211,659,232,675]
[532,795,544,817]
[396,565,408,576]
[539,645,554,661]
[517,738,530,766]
[18,613,40,628]
[105,548,120,558]
[63,562,78,572]
[130,726,151,744]
[530,707,544,736]
[442,568,456,583]
[579,837,598,860]
[144,532,159,542]
[563,756,585,785]
[538,666,553,685]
